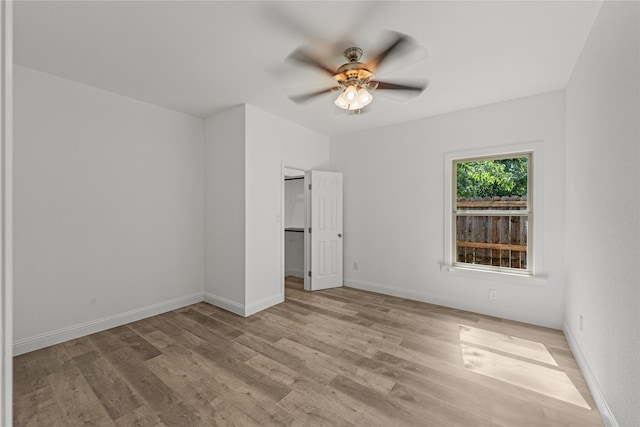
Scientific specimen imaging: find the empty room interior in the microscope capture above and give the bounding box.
[2,1,639,426]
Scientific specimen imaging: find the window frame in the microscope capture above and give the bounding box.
[452,152,532,274]
[443,142,545,282]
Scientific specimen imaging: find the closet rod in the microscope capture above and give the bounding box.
[284,227,304,233]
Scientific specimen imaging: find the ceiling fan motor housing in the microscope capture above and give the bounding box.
[334,62,373,89]
[333,47,373,89]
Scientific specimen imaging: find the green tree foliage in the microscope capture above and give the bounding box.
[457,157,528,198]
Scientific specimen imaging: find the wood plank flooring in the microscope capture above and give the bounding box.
[14,278,603,426]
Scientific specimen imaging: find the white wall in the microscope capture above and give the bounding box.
[203,104,330,316]
[330,91,566,328]
[244,105,329,313]
[203,105,246,313]
[564,2,639,426]
[13,66,205,354]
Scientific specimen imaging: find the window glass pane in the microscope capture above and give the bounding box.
[456,215,528,269]
[456,157,528,211]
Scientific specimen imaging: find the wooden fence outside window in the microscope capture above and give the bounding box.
[456,196,528,269]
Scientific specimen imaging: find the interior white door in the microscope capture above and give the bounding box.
[305,171,343,291]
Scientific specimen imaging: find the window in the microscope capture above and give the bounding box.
[453,153,532,274]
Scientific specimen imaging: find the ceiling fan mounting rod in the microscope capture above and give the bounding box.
[343,47,363,62]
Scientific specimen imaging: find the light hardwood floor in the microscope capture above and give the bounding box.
[14,278,603,426]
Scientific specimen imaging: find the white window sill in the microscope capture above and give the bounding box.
[440,264,549,286]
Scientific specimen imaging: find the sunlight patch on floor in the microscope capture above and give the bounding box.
[459,324,558,366]
[459,326,590,409]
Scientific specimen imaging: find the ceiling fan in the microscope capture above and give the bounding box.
[287,31,428,112]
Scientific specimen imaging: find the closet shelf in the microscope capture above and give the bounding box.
[284,227,304,233]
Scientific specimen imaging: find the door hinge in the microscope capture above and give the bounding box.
[308,227,311,233]
[308,271,311,277]
[308,184,312,190]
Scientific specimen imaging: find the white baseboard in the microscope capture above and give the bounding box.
[203,291,283,317]
[203,292,245,316]
[14,289,284,355]
[13,292,203,356]
[285,269,304,278]
[563,322,618,427]
[245,293,284,317]
[343,278,563,329]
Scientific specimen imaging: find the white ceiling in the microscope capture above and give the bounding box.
[14,1,602,136]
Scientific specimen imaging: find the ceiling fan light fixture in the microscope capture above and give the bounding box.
[357,88,372,107]
[344,85,357,101]
[334,91,350,109]
[335,85,373,111]
[347,101,362,111]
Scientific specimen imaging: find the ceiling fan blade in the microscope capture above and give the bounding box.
[365,31,411,72]
[289,87,338,104]
[370,80,428,92]
[287,48,336,76]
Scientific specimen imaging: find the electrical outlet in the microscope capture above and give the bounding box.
[579,315,583,331]
[489,289,497,301]
[353,262,359,270]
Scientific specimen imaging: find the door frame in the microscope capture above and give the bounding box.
[1,1,13,424]
[280,161,311,298]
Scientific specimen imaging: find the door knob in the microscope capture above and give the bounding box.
[338,233,343,238]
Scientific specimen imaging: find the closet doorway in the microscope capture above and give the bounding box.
[283,167,306,294]
[281,165,344,295]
